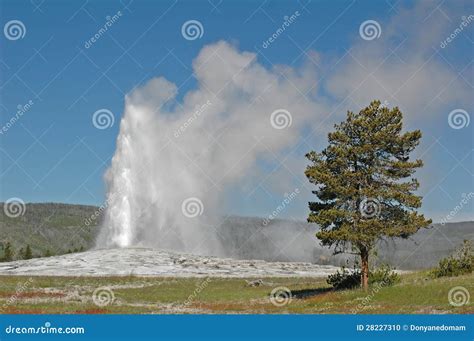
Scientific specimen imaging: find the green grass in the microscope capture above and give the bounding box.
[0,271,472,314]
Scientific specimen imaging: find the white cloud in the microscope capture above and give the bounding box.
[325,1,471,122]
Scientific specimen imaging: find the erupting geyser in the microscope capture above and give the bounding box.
[96,41,324,256]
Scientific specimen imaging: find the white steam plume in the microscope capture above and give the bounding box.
[96,41,325,255]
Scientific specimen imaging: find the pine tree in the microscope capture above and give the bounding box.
[24,245,33,260]
[1,242,13,262]
[305,100,431,290]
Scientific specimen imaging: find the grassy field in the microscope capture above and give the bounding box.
[0,271,472,314]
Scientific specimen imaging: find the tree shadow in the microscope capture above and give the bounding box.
[290,287,334,299]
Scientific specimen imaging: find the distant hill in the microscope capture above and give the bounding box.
[1,203,472,269]
[0,203,100,258]
[219,216,474,269]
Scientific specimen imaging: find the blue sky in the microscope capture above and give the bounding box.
[0,0,473,223]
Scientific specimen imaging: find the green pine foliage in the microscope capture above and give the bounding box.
[0,242,14,262]
[432,240,473,278]
[368,264,401,286]
[327,264,400,290]
[306,100,431,289]
[24,244,33,260]
[327,266,361,290]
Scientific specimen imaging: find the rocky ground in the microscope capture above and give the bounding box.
[0,248,338,277]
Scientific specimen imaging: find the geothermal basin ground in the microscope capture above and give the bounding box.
[0,248,338,277]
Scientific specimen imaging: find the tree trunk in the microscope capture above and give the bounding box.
[360,249,369,291]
